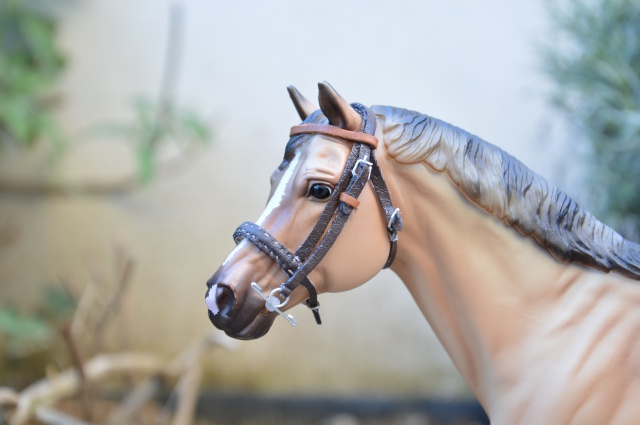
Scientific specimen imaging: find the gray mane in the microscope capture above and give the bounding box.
[372,105,640,280]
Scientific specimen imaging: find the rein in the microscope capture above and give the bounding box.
[232,104,403,325]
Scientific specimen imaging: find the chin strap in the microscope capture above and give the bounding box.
[232,104,403,325]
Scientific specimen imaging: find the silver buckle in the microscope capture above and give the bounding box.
[250,282,297,326]
[387,208,401,241]
[351,157,372,180]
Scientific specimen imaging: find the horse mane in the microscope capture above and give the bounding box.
[372,105,640,281]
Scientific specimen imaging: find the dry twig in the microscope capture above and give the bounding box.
[10,352,165,425]
[9,333,235,425]
[61,324,92,422]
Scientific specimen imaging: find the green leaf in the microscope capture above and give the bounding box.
[178,110,211,144]
[0,308,51,342]
[137,143,155,183]
[0,1,65,150]
[42,286,75,320]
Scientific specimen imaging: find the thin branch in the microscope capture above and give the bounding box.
[70,280,98,344]
[106,377,163,425]
[170,358,202,425]
[10,332,235,425]
[61,325,92,423]
[158,3,184,114]
[35,407,92,425]
[0,388,19,407]
[164,333,236,425]
[11,352,166,425]
[92,247,136,353]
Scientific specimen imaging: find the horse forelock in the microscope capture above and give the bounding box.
[371,105,640,280]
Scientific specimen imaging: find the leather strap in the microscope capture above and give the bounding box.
[233,222,301,274]
[290,124,379,149]
[233,221,320,319]
[294,145,358,262]
[368,149,403,268]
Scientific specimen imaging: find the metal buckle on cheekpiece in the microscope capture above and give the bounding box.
[351,157,372,180]
[387,208,402,242]
[250,282,297,326]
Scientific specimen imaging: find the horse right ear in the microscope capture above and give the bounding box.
[317,81,362,131]
[287,86,318,121]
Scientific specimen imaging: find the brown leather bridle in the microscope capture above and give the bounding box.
[232,104,403,325]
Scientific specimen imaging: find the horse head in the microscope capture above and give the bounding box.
[205,82,403,340]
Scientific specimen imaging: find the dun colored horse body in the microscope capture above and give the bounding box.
[205,82,640,425]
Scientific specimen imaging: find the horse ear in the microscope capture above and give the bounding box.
[287,86,317,121]
[318,81,362,131]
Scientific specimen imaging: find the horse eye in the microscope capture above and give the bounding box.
[308,183,332,200]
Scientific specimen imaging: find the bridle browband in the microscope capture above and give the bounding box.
[232,104,403,325]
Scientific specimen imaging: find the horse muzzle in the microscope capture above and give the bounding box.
[205,278,278,340]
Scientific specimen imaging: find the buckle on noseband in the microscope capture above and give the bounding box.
[250,282,297,326]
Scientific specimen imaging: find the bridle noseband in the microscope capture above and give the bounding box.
[232,104,403,325]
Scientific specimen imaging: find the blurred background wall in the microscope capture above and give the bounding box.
[1,0,577,400]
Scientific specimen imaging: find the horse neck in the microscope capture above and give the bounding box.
[387,161,584,404]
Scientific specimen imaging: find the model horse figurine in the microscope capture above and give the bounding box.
[205,82,640,424]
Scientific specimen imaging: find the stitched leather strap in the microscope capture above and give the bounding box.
[233,222,301,274]
[233,221,320,318]
[290,124,379,149]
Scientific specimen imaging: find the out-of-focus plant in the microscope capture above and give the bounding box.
[101,3,211,184]
[106,97,211,184]
[0,286,74,355]
[542,0,640,240]
[0,307,53,358]
[0,247,232,425]
[0,2,212,192]
[0,0,66,150]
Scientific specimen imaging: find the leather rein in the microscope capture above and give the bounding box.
[232,104,403,326]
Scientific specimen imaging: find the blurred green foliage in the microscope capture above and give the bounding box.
[543,0,640,239]
[0,0,65,150]
[0,1,211,185]
[0,286,74,359]
[106,97,211,183]
[0,309,52,355]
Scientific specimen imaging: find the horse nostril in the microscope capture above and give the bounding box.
[205,283,235,316]
[216,284,235,312]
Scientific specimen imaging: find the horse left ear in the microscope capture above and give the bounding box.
[287,86,317,120]
[318,81,362,131]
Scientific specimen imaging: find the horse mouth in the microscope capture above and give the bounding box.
[206,283,277,340]
[208,308,277,340]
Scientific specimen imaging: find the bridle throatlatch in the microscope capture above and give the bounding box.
[232,104,403,326]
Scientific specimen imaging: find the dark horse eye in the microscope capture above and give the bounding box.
[308,183,332,200]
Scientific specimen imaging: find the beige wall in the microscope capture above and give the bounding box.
[0,0,571,398]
